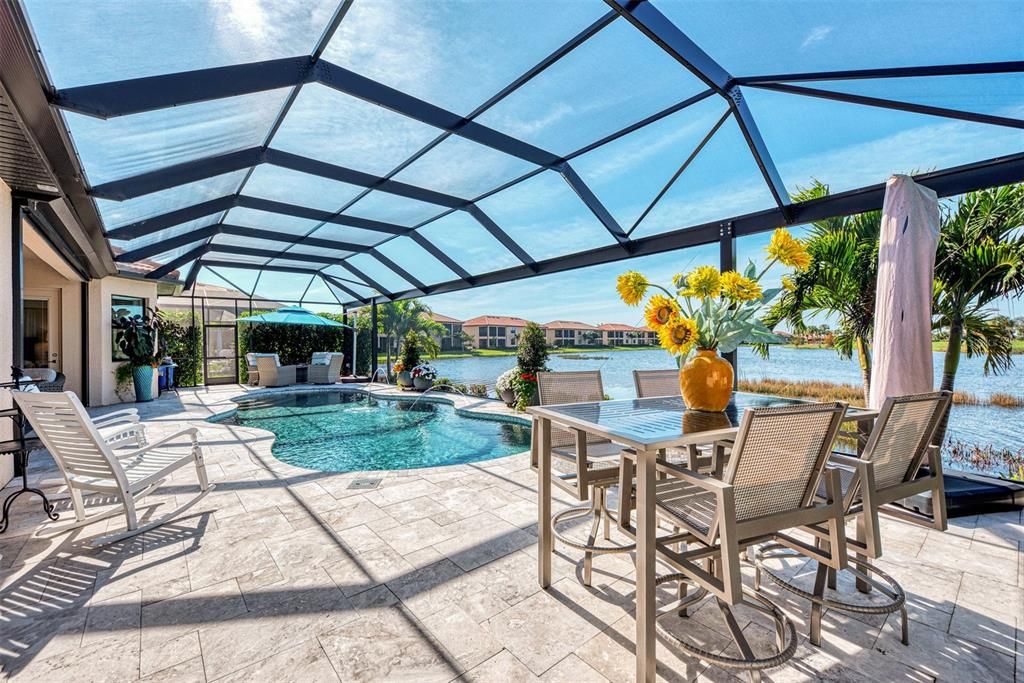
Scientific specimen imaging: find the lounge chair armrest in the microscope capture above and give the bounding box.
[654,459,733,492]
[123,427,199,456]
[827,452,872,471]
[93,413,141,428]
[93,408,140,421]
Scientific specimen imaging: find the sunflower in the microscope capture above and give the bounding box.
[681,265,721,299]
[658,315,699,356]
[781,275,797,292]
[767,228,811,270]
[644,294,680,329]
[720,271,763,302]
[616,270,648,306]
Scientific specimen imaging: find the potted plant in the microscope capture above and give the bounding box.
[411,363,437,391]
[495,367,519,406]
[113,307,165,402]
[615,227,806,412]
[397,331,421,389]
[513,322,549,410]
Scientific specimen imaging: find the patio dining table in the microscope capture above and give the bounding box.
[528,392,879,683]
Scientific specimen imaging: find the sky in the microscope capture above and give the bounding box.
[22,0,1024,324]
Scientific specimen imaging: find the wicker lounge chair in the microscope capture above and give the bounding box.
[255,354,298,387]
[308,352,344,385]
[752,391,953,647]
[619,401,850,678]
[13,391,213,546]
[533,370,634,586]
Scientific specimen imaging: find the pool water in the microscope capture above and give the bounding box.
[214,391,532,473]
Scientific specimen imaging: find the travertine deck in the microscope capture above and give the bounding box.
[0,384,1020,681]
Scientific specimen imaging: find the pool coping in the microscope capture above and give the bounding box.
[207,382,531,427]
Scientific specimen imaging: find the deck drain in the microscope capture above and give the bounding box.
[347,478,382,490]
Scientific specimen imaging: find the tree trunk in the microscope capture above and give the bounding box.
[933,315,964,447]
[856,336,872,406]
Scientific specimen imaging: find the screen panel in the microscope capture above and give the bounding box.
[391,135,537,199]
[242,164,366,213]
[96,170,247,228]
[416,211,522,275]
[374,236,458,286]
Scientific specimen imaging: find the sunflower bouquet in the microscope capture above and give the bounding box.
[616,228,810,365]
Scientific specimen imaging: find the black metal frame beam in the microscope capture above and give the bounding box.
[748,81,1024,130]
[206,243,343,266]
[465,206,536,268]
[369,250,426,292]
[215,224,370,253]
[89,146,472,208]
[603,0,790,213]
[147,243,209,279]
[735,60,1024,85]
[105,194,413,240]
[328,151,1024,306]
[559,163,629,245]
[114,225,219,262]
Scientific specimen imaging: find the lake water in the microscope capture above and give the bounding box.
[428,346,1024,475]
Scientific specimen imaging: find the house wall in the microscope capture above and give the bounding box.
[87,276,159,406]
[0,179,12,487]
[23,246,84,397]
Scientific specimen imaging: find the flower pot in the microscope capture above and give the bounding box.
[499,389,515,406]
[413,377,433,391]
[679,349,733,412]
[397,371,413,388]
[132,365,155,402]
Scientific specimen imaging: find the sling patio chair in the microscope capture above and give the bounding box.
[751,391,953,647]
[618,401,850,680]
[532,370,635,586]
[13,391,213,546]
[632,369,729,474]
[255,354,298,387]
[308,352,344,385]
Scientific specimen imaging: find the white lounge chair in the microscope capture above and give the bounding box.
[13,391,214,546]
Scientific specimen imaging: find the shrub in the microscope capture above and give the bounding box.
[946,440,1024,480]
[468,383,489,397]
[517,322,548,374]
[238,312,347,380]
[159,309,203,387]
[400,331,422,370]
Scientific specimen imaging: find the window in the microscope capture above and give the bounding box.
[111,295,146,361]
[479,326,488,337]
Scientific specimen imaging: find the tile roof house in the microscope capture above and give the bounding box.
[543,320,600,347]
[463,315,533,349]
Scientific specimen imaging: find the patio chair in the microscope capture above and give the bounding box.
[532,370,635,585]
[752,391,952,647]
[308,352,344,384]
[13,391,213,546]
[12,382,147,448]
[255,354,298,387]
[619,402,850,679]
[632,369,725,473]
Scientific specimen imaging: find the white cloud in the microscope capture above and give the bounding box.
[800,25,833,50]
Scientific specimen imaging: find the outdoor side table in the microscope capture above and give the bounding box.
[528,392,878,683]
[295,365,309,383]
[0,386,59,533]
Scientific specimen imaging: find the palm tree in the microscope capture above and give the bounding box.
[760,181,881,404]
[379,299,445,370]
[933,184,1024,393]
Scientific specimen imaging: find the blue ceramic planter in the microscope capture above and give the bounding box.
[132,365,154,402]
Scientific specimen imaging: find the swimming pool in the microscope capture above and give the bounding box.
[213,391,532,473]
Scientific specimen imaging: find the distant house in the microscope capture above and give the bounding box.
[597,323,657,346]
[544,320,600,347]
[463,315,532,349]
[427,312,465,351]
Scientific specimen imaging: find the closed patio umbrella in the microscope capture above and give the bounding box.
[238,306,350,328]
[868,175,940,410]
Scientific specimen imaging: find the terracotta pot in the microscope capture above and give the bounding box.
[679,349,733,412]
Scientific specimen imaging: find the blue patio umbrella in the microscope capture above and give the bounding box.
[238,306,350,328]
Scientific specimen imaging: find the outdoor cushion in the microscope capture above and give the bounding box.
[311,352,332,365]
[23,368,57,382]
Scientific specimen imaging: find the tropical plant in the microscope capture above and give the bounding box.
[617,228,805,364]
[758,181,881,403]
[113,307,165,367]
[379,299,444,371]
[932,184,1024,394]
[516,322,548,374]
[511,370,539,411]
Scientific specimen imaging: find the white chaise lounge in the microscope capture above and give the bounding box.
[13,391,214,546]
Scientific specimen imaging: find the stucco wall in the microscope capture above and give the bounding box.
[87,276,159,406]
[0,179,13,487]
[23,253,84,397]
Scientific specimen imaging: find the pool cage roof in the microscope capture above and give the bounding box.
[8,0,1024,307]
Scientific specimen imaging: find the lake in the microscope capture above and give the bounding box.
[427,346,1024,475]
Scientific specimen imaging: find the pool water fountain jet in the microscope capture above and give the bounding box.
[407,384,473,411]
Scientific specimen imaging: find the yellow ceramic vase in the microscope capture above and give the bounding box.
[679,349,734,412]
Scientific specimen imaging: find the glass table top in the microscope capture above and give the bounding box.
[529,392,874,449]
